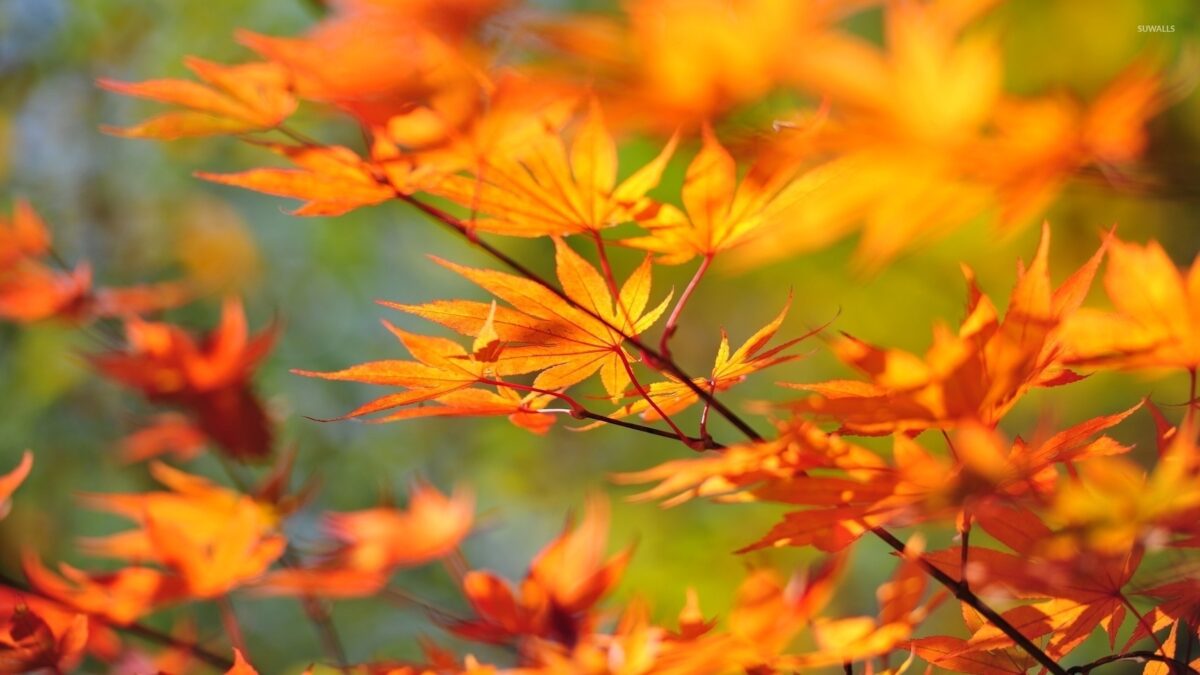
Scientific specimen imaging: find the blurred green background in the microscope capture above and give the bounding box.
[0,0,1198,671]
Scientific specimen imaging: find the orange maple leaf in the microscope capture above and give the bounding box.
[617,417,886,500]
[530,0,852,128]
[619,419,898,553]
[0,592,121,664]
[256,482,473,598]
[925,505,1144,658]
[0,202,189,324]
[914,604,1039,675]
[372,74,578,194]
[90,297,277,459]
[99,58,296,139]
[430,100,677,237]
[298,321,511,418]
[77,463,286,599]
[449,498,630,646]
[296,312,558,432]
[236,0,506,127]
[0,605,88,674]
[364,387,558,434]
[21,556,184,626]
[888,405,1138,516]
[623,125,810,264]
[776,538,937,668]
[0,261,91,323]
[1063,236,1200,373]
[391,239,671,401]
[672,560,845,672]
[1050,421,1200,554]
[198,144,395,216]
[118,413,208,464]
[784,224,1104,434]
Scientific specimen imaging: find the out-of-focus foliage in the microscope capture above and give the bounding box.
[0,0,1198,672]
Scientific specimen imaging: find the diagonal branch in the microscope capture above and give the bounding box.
[396,187,1070,675]
[253,129,1072,675]
[870,527,1067,675]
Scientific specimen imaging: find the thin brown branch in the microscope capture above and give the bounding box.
[617,348,693,447]
[1066,651,1199,675]
[869,527,1067,675]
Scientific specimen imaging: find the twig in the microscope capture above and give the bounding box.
[1066,651,1199,675]
[617,349,693,446]
[870,527,1068,675]
[481,378,722,449]
[591,231,626,318]
[1120,592,1168,656]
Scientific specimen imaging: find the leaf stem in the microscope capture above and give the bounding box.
[1119,592,1167,655]
[617,349,695,447]
[660,254,712,360]
[591,231,624,314]
[698,380,716,446]
[480,378,722,449]
[218,595,247,658]
[959,509,972,593]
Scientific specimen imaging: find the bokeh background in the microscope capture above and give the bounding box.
[1,0,1198,671]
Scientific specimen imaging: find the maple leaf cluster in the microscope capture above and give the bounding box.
[0,0,1196,674]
